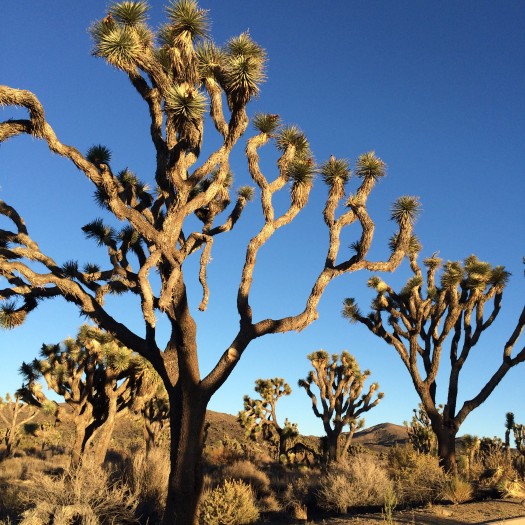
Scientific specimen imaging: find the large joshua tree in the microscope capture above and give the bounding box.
[0,2,418,523]
[299,350,383,463]
[343,252,525,472]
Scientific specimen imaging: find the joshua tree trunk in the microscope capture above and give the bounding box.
[92,397,118,465]
[326,431,340,463]
[163,387,208,525]
[435,424,458,474]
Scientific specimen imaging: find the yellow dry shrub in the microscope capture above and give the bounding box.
[199,479,259,525]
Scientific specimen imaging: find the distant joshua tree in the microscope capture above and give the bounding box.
[238,378,298,459]
[0,392,38,458]
[344,253,525,472]
[404,403,439,455]
[299,350,383,463]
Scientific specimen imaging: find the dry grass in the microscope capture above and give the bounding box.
[222,460,271,497]
[19,458,138,525]
[442,477,473,504]
[316,453,393,513]
[389,446,446,506]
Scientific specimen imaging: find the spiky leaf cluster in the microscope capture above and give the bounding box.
[275,126,309,156]
[252,113,281,135]
[164,0,209,41]
[355,151,386,180]
[320,158,350,186]
[391,195,421,224]
[165,85,207,125]
[389,232,422,255]
[86,145,111,166]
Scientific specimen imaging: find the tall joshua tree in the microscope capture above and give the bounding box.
[343,253,525,472]
[299,350,383,463]
[0,2,418,522]
[238,378,298,458]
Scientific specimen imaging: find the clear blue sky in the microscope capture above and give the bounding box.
[1,1,524,440]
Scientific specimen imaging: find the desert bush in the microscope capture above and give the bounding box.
[19,459,138,525]
[442,477,473,504]
[0,481,28,522]
[199,479,259,525]
[0,455,68,481]
[389,446,446,506]
[316,453,393,513]
[118,448,168,523]
[497,478,525,500]
[222,460,271,497]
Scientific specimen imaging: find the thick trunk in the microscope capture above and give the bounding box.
[71,422,87,468]
[326,432,340,463]
[92,398,118,465]
[162,388,207,525]
[436,425,458,474]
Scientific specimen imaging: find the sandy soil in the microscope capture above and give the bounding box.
[262,499,525,525]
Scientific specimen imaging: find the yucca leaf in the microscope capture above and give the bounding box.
[441,261,464,289]
[238,186,255,201]
[109,1,149,26]
[286,158,315,184]
[165,85,207,124]
[0,300,26,329]
[490,265,510,288]
[320,158,350,186]
[276,126,309,156]
[165,0,209,40]
[196,41,224,78]
[83,263,101,275]
[82,218,117,247]
[92,25,141,70]
[86,145,111,165]
[342,297,361,323]
[355,151,386,180]
[252,113,280,134]
[391,196,421,224]
[389,232,422,254]
[62,260,79,278]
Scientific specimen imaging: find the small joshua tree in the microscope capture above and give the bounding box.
[19,325,149,466]
[299,350,383,463]
[344,253,525,472]
[0,392,38,458]
[238,378,298,459]
[404,403,439,455]
[505,412,515,453]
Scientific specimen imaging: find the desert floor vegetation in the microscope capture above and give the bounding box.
[2,418,525,525]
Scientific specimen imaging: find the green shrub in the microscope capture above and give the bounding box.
[199,479,259,525]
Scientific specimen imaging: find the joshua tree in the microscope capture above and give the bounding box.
[19,325,146,466]
[299,350,383,463]
[0,392,38,458]
[404,403,438,455]
[505,412,516,452]
[238,378,298,459]
[344,253,525,472]
[0,2,419,522]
